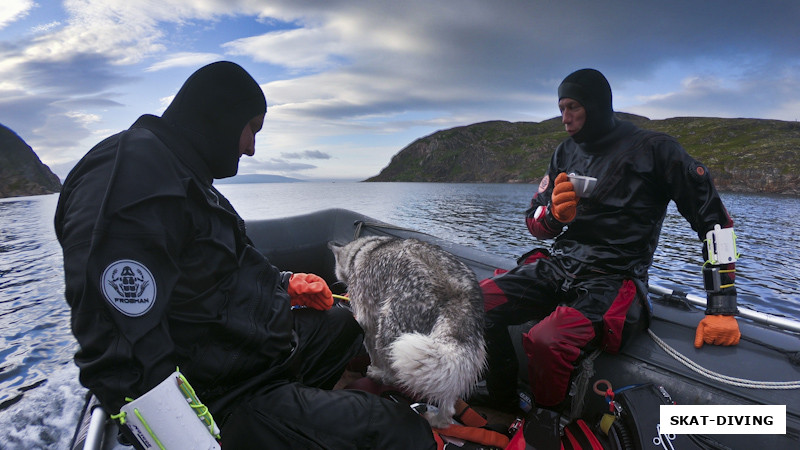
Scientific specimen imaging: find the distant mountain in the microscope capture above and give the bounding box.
[0,124,61,199]
[366,113,800,196]
[215,174,304,184]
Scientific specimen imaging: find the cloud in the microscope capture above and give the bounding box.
[219,0,800,134]
[0,89,98,170]
[0,1,246,176]
[280,150,331,160]
[0,0,34,30]
[0,52,133,167]
[0,89,58,138]
[1,0,799,181]
[241,157,317,174]
[17,53,137,95]
[625,62,800,120]
[224,26,347,72]
[30,21,60,34]
[146,52,223,72]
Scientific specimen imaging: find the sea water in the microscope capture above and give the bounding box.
[1,183,798,449]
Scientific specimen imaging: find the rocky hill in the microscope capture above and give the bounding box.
[0,124,62,199]
[366,113,800,196]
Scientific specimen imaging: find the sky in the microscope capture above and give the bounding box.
[1,1,799,182]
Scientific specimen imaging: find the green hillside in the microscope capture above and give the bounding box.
[0,123,61,199]
[366,114,800,195]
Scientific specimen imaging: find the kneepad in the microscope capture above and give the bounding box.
[522,306,596,407]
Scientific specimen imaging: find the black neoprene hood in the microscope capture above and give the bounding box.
[558,68,615,143]
[162,61,267,179]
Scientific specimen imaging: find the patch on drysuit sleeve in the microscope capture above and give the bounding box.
[688,161,710,183]
[102,260,157,317]
[537,174,550,194]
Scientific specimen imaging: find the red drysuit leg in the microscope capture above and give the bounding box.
[522,306,595,407]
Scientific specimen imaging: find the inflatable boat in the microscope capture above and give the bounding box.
[71,208,800,449]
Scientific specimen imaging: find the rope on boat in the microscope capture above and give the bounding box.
[647,329,800,389]
[569,349,603,420]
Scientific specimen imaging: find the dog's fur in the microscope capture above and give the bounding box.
[329,236,486,427]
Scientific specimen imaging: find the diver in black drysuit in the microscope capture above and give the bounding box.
[479,68,740,416]
[55,61,436,449]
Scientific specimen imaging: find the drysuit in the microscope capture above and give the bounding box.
[55,61,436,449]
[481,69,735,410]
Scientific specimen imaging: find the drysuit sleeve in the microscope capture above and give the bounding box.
[655,137,738,317]
[656,138,734,238]
[71,194,190,413]
[525,150,567,239]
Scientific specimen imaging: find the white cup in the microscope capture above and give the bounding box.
[567,173,597,198]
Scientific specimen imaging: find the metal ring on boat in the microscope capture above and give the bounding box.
[593,379,613,396]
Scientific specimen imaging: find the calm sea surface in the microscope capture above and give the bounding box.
[1,182,799,448]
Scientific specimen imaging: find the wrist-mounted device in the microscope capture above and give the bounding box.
[702,266,735,293]
[705,289,738,315]
[702,224,739,315]
[703,265,738,315]
[705,224,739,265]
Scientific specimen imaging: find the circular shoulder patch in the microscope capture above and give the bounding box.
[688,161,710,183]
[101,260,157,317]
[537,174,550,193]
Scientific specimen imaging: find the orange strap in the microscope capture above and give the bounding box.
[433,424,510,449]
[432,430,445,450]
[453,399,488,428]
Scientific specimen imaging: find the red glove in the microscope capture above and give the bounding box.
[288,273,333,310]
[551,172,578,223]
[694,315,741,348]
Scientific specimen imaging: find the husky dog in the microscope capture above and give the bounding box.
[329,236,486,427]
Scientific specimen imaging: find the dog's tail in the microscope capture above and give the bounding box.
[389,329,486,410]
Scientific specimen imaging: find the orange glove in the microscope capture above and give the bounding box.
[694,315,741,348]
[551,173,578,223]
[288,273,333,310]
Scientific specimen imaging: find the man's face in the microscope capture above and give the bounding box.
[559,98,585,136]
[239,113,265,158]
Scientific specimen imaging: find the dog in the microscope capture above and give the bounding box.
[329,236,486,427]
